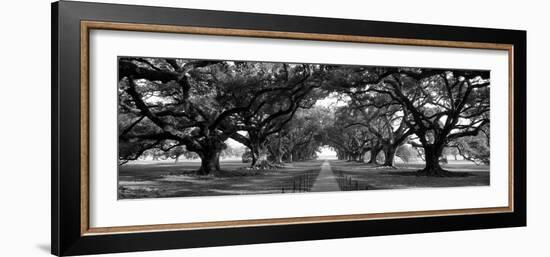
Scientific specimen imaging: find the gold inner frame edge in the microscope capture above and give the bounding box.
[80,20,515,236]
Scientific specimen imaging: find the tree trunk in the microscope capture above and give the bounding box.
[418,144,447,176]
[256,147,270,168]
[250,143,272,169]
[251,150,258,166]
[382,145,397,167]
[195,133,224,175]
[197,150,221,175]
[359,149,368,163]
[215,154,221,170]
[367,147,380,164]
[273,145,284,164]
[275,153,283,164]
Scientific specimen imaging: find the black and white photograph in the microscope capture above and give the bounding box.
[1,0,541,256]
[118,57,490,199]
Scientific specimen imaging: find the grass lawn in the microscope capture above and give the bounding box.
[118,160,322,199]
[330,160,490,190]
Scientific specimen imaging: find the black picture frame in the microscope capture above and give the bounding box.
[51,1,526,256]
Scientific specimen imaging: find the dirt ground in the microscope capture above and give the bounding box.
[118,160,322,199]
[330,160,490,190]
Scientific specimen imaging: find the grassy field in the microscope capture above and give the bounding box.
[118,159,489,199]
[330,160,490,190]
[118,160,322,199]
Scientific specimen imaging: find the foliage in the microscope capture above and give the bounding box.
[118,57,491,176]
[395,144,419,163]
[447,130,490,164]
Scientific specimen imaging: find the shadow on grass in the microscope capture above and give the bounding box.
[119,160,325,199]
[328,160,489,189]
[280,169,321,193]
[333,169,377,191]
[381,171,475,177]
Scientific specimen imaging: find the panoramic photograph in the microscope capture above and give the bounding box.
[117,57,490,199]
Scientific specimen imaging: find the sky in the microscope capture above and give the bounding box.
[317,146,337,159]
[314,92,348,108]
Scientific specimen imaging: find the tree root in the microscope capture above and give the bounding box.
[373,165,397,169]
[247,161,285,170]
[195,168,210,176]
[416,168,461,177]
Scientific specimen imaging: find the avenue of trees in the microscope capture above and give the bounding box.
[118,57,490,176]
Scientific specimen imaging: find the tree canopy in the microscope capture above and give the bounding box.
[118,57,490,176]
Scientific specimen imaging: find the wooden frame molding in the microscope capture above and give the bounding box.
[79,20,515,236]
[52,2,526,255]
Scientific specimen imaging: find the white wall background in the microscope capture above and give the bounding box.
[0,0,546,256]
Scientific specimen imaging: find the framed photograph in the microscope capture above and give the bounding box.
[52,1,526,256]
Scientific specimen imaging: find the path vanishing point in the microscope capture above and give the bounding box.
[310,160,341,192]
